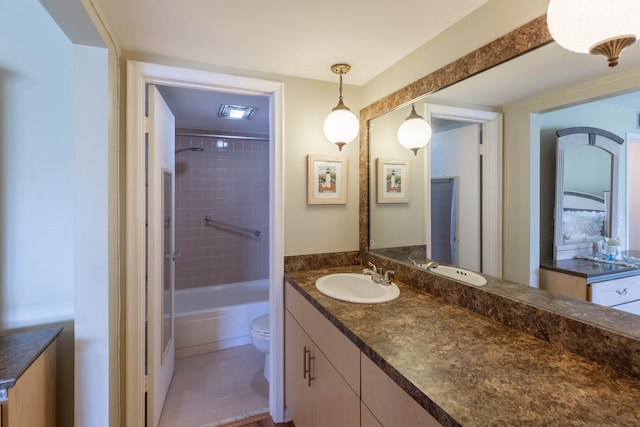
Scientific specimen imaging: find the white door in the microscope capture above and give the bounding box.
[147,85,176,427]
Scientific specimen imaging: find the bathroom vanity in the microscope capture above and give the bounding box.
[540,254,640,314]
[284,264,640,426]
[0,327,61,427]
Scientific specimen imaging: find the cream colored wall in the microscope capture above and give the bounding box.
[282,76,361,255]
[369,105,426,249]
[361,0,549,107]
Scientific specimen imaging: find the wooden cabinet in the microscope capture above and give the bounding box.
[540,268,640,315]
[2,339,57,427]
[285,282,360,427]
[361,354,441,427]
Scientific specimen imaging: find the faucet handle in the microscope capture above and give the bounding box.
[383,270,395,282]
[367,262,378,273]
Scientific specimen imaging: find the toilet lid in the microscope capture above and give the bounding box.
[250,314,270,336]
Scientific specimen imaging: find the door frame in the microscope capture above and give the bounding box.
[425,104,503,277]
[125,61,285,426]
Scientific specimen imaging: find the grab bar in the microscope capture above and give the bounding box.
[204,216,261,238]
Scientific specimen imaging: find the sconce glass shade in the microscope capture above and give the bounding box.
[397,104,432,155]
[547,0,640,67]
[323,105,359,151]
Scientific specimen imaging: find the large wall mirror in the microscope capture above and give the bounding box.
[359,14,640,319]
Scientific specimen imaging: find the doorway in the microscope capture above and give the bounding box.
[158,86,271,426]
[125,61,285,427]
[431,177,458,264]
[425,104,502,276]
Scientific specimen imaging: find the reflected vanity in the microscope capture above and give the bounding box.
[540,127,640,314]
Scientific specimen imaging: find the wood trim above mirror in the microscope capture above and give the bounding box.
[359,15,553,251]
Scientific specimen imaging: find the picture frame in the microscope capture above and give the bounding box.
[307,155,347,204]
[377,158,410,203]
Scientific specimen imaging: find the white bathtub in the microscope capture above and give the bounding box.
[174,279,270,359]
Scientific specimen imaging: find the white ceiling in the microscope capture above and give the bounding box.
[87,0,640,133]
[92,0,489,86]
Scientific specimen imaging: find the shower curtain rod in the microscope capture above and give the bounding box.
[175,131,269,141]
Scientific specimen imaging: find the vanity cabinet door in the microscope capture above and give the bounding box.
[284,311,313,427]
[3,340,57,427]
[284,282,360,427]
[361,354,441,427]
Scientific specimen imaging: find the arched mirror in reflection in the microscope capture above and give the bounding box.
[553,127,623,260]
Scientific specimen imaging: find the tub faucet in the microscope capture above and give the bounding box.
[363,262,394,285]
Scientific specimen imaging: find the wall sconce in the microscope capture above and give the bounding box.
[323,64,359,151]
[397,104,432,155]
[547,0,640,67]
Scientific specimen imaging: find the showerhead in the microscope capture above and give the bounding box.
[175,147,205,154]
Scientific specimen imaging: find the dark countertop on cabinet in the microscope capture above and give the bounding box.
[285,266,640,427]
[541,251,640,283]
[0,327,62,390]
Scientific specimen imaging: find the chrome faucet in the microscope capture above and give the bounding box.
[363,262,394,285]
[422,260,439,269]
[408,258,439,270]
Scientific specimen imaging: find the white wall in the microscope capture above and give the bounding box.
[0,0,75,328]
[73,44,110,427]
[1,2,113,426]
[0,1,76,425]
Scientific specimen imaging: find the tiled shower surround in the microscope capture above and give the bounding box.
[174,129,269,290]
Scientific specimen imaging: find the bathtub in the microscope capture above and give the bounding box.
[174,279,270,359]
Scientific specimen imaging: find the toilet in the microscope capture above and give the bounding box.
[250,314,270,381]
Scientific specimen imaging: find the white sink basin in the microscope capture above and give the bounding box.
[315,273,400,304]
[428,265,487,286]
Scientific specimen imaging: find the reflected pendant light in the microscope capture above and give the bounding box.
[397,104,432,155]
[323,64,359,151]
[547,0,640,67]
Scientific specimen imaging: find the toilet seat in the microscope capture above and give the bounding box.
[250,314,270,338]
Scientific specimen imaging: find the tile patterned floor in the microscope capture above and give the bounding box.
[159,345,269,427]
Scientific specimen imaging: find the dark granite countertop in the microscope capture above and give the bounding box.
[285,266,640,427]
[0,327,62,390]
[541,253,640,283]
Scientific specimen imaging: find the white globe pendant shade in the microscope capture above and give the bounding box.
[323,108,359,151]
[397,105,432,155]
[324,64,359,151]
[547,0,640,66]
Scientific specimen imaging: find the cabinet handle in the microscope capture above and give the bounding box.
[616,288,628,295]
[307,352,315,387]
[303,346,315,387]
[303,346,309,379]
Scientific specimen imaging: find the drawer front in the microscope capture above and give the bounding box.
[613,299,640,315]
[590,275,640,306]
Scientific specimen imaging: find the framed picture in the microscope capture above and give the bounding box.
[377,158,410,203]
[307,155,347,204]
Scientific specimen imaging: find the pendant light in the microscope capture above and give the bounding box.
[323,64,359,151]
[547,0,640,67]
[397,104,432,155]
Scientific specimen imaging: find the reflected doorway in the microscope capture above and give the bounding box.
[431,177,457,264]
